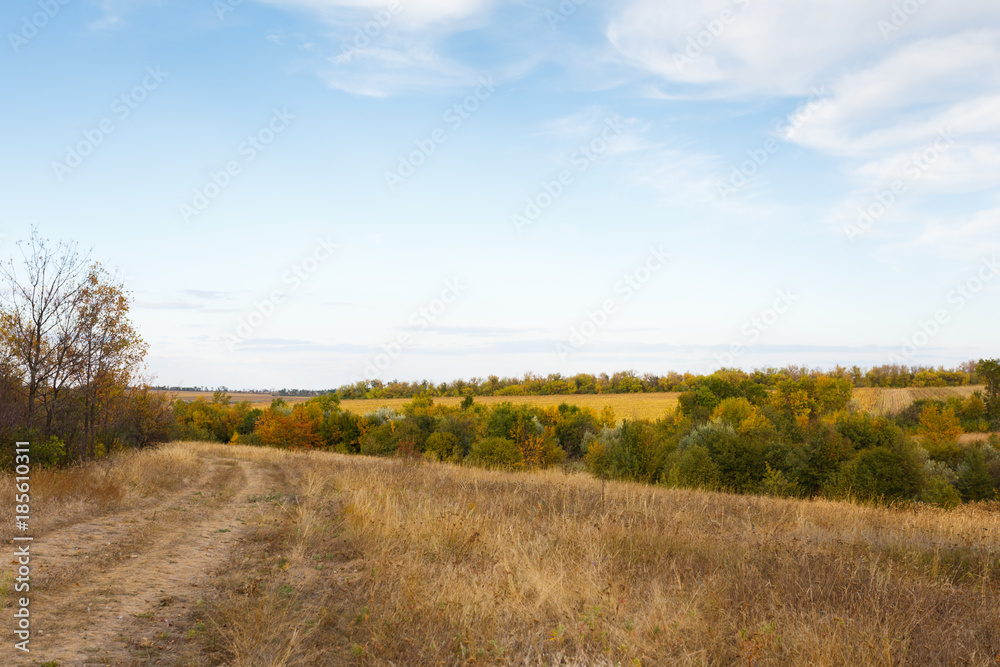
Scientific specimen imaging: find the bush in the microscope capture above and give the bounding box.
[667,445,719,490]
[359,423,398,457]
[921,477,961,509]
[834,444,925,501]
[760,462,799,498]
[169,421,213,442]
[956,449,994,501]
[583,427,618,478]
[33,436,68,467]
[469,437,522,469]
[836,413,904,450]
[424,432,461,461]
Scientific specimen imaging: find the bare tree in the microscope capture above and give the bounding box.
[0,228,89,428]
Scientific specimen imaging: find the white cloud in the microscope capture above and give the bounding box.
[607,0,1000,97]
[784,32,1000,157]
[912,202,1000,260]
[607,0,887,96]
[257,0,495,31]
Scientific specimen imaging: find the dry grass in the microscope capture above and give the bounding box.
[194,445,1000,666]
[851,386,984,415]
[0,442,203,539]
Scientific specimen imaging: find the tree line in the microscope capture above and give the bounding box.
[331,363,980,400]
[170,362,1000,507]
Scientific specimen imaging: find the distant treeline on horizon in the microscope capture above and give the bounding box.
[155,361,984,400]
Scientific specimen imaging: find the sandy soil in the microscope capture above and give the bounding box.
[1,452,277,666]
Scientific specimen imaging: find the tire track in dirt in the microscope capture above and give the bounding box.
[1,451,277,666]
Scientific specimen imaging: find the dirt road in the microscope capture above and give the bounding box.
[2,450,279,665]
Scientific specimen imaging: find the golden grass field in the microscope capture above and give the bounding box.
[166,385,985,422]
[163,390,682,422]
[4,442,998,665]
[850,385,984,415]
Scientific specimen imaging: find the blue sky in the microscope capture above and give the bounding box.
[2,0,998,389]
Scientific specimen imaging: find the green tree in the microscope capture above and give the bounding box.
[957,449,994,501]
[978,359,1000,421]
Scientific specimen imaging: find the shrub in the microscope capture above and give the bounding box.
[359,423,398,457]
[760,462,799,498]
[956,449,994,501]
[469,437,522,469]
[921,477,961,509]
[836,412,904,449]
[364,407,403,427]
[834,444,925,501]
[668,445,719,490]
[424,432,460,461]
[710,397,754,429]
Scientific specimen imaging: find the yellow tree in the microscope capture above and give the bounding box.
[74,264,147,458]
[918,404,963,463]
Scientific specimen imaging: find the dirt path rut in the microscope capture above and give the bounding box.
[2,450,277,666]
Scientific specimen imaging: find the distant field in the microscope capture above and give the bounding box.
[165,386,985,420]
[159,390,312,405]
[164,390,681,422]
[850,385,984,415]
[340,392,682,422]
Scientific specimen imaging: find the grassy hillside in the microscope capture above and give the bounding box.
[8,442,997,664]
